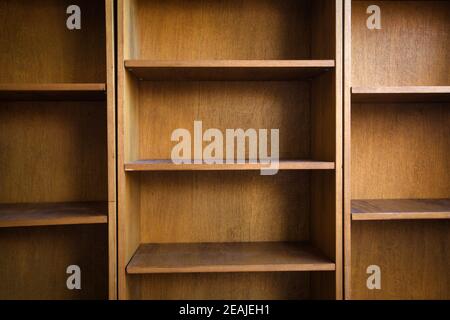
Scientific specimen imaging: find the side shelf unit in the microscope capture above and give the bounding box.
[344,0,450,299]
[0,0,116,299]
[118,0,343,300]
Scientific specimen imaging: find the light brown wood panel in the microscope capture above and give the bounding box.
[0,0,106,83]
[137,272,313,300]
[127,242,335,274]
[352,86,450,103]
[0,83,106,101]
[125,60,335,81]
[351,103,450,199]
[133,0,312,60]
[125,160,335,171]
[0,101,107,203]
[138,171,310,243]
[0,202,107,228]
[352,199,450,221]
[351,221,450,300]
[352,1,450,86]
[137,81,311,161]
[0,225,108,300]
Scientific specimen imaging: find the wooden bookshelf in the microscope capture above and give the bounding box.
[0,0,116,300]
[0,83,106,101]
[125,60,335,81]
[127,242,336,274]
[0,202,108,228]
[352,199,450,221]
[118,0,343,300]
[125,160,336,171]
[344,0,450,300]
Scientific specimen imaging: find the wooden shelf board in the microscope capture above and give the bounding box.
[352,86,450,103]
[125,60,335,81]
[126,242,336,274]
[125,160,335,171]
[0,83,106,101]
[0,202,108,228]
[352,199,450,221]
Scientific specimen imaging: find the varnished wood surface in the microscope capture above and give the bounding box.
[132,0,314,60]
[125,60,335,80]
[352,221,450,300]
[352,1,450,86]
[125,160,335,171]
[137,272,313,300]
[127,242,335,274]
[0,0,106,83]
[0,83,106,101]
[0,202,108,228]
[0,225,108,300]
[352,86,450,103]
[352,199,450,221]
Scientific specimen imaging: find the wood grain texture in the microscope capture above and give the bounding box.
[132,0,313,60]
[0,202,107,228]
[351,103,450,199]
[0,225,108,300]
[0,101,108,203]
[352,199,450,221]
[0,83,106,101]
[352,1,450,86]
[0,0,106,83]
[138,171,310,243]
[136,272,313,300]
[127,242,335,274]
[125,60,335,81]
[352,220,450,300]
[125,160,335,171]
[137,81,312,160]
[105,0,117,300]
[352,86,450,103]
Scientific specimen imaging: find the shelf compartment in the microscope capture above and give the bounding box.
[125,60,335,81]
[0,202,108,228]
[352,199,450,221]
[352,87,450,103]
[125,160,335,171]
[127,242,335,274]
[0,83,106,101]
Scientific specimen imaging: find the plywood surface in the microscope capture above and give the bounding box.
[125,60,335,81]
[125,160,335,171]
[127,242,335,274]
[352,1,450,86]
[0,202,108,228]
[352,220,450,300]
[352,199,450,221]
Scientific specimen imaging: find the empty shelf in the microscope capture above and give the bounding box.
[125,60,335,81]
[352,86,450,103]
[125,160,335,171]
[0,202,108,228]
[0,83,106,101]
[126,242,336,274]
[352,199,450,221]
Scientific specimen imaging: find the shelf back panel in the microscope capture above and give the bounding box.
[0,0,106,83]
[137,171,310,243]
[351,102,450,199]
[352,1,450,86]
[351,220,450,300]
[136,81,311,161]
[0,225,108,300]
[0,101,108,203]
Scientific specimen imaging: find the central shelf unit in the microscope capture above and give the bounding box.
[118,0,343,300]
